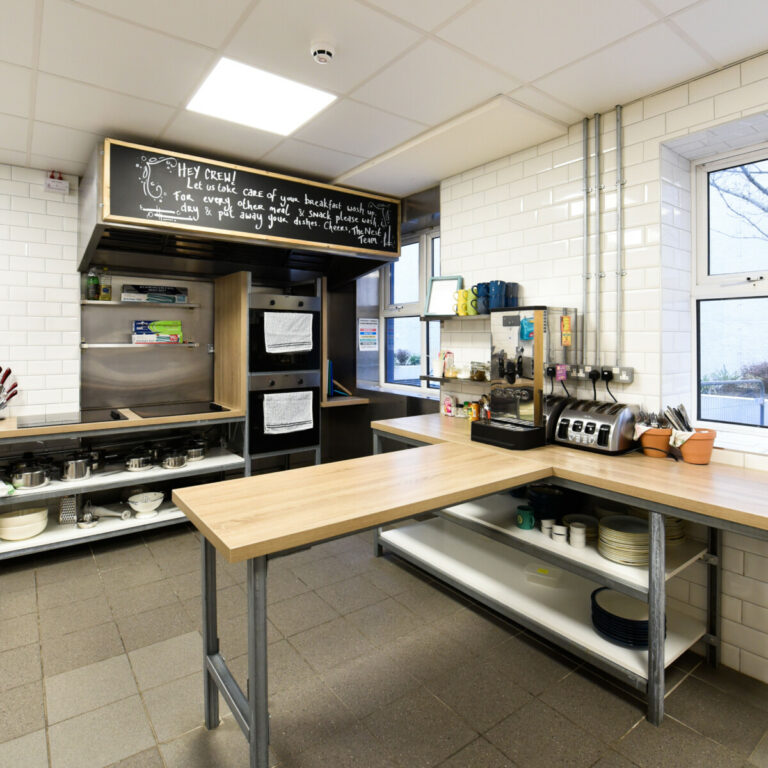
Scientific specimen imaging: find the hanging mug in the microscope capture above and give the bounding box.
[466,296,478,316]
[489,280,506,310]
[504,282,520,308]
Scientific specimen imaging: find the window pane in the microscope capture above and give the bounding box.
[385,316,421,386]
[708,159,768,275]
[698,297,768,428]
[427,320,441,388]
[390,242,419,305]
[432,236,441,277]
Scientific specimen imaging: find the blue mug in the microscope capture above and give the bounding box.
[489,280,506,309]
[505,282,519,308]
[473,282,489,297]
[477,295,489,314]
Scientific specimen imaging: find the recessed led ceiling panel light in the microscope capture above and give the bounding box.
[187,58,336,136]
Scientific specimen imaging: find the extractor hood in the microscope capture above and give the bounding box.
[78,139,401,288]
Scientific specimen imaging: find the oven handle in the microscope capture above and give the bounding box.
[249,294,321,312]
[249,372,321,391]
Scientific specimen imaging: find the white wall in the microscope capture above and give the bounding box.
[0,166,80,418]
[439,54,768,682]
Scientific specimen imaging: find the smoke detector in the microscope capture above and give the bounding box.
[311,42,334,64]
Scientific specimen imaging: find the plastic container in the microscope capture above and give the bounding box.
[640,427,672,458]
[99,267,112,301]
[86,268,99,300]
[680,429,716,465]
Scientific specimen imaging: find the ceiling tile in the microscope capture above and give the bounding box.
[437,0,657,82]
[261,139,366,181]
[293,99,426,158]
[35,74,175,137]
[39,0,214,106]
[534,24,710,115]
[508,86,585,126]
[226,0,421,94]
[160,111,283,165]
[336,96,567,197]
[31,122,102,162]
[0,113,28,152]
[351,39,519,125]
[0,62,32,118]
[0,0,36,67]
[672,0,768,66]
[74,0,251,48]
[29,153,88,178]
[362,0,473,31]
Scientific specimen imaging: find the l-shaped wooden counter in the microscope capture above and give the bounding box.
[172,413,767,768]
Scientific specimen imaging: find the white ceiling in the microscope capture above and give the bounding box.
[1,0,767,197]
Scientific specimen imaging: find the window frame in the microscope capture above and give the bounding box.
[379,227,440,394]
[692,147,768,437]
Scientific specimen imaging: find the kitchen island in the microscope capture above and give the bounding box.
[172,413,768,768]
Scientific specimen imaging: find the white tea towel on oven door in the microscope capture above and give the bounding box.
[263,391,313,434]
[264,312,313,354]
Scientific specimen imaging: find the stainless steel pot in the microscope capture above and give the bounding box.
[60,454,91,482]
[125,451,153,472]
[185,439,206,462]
[161,450,186,470]
[11,462,50,489]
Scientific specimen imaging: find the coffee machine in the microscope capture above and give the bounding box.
[471,306,578,450]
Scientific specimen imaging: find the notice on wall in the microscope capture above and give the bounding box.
[358,318,379,352]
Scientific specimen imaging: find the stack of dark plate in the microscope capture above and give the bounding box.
[590,587,665,649]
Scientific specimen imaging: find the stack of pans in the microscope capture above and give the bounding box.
[591,587,665,648]
[598,515,649,565]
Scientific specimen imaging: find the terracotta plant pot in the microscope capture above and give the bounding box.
[679,428,716,465]
[640,428,672,458]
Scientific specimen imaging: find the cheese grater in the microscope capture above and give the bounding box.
[58,496,77,525]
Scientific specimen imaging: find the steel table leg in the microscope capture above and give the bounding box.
[372,432,383,556]
[647,511,666,725]
[201,538,220,729]
[247,556,269,768]
[706,527,722,667]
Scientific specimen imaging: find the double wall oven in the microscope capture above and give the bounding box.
[248,291,322,459]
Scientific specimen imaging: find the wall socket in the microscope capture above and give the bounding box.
[602,366,635,383]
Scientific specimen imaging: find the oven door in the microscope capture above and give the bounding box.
[249,294,321,372]
[249,372,320,454]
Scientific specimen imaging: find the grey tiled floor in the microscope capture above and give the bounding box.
[1,523,767,768]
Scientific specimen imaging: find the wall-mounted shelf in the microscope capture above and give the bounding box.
[420,375,488,385]
[80,342,200,349]
[81,300,200,309]
[320,396,370,408]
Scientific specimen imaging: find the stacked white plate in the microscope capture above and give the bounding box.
[665,517,686,546]
[598,515,649,565]
[562,513,599,542]
[0,506,48,541]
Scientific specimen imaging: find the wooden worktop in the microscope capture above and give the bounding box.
[371,414,768,533]
[172,441,551,562]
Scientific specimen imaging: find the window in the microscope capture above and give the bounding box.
[695,149,768,430]
[381,229,440,390]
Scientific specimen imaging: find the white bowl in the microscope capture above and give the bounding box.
[127,491,164,514]
[0,507,48,540]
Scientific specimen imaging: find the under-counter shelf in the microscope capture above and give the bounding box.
[80,342,200,349]
[420,315,490,321]
[438,494,707,599]
[81,300,200,309]
[320,396,370,408]
[379,518,705,687]
[0,501,188,560]
[1,447,244,505]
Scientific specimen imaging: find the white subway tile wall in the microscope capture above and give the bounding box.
[440,54,768,681]
[0,166,80,417]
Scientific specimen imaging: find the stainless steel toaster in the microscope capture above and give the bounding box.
[554,400,637,454]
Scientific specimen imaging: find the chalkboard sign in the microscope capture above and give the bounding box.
[103,139,400,256]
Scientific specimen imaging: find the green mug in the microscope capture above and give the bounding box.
[515,505,535,530]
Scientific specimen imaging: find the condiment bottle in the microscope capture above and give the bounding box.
[86,268,99,301]
[99,267,112,301]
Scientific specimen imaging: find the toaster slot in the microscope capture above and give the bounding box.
[597,424,611,447]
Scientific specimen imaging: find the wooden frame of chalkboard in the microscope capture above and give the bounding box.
[102,138,400,258]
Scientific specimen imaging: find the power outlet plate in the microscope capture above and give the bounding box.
[571,367,588,379]
[602,366,635,384]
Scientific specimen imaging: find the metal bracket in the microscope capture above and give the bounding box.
[598,272,606,279]
[701,553,719,566]
[207,344,215,354]
[702,633,720,646]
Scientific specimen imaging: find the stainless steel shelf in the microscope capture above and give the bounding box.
[80,342,199,348]
[81,300,199,309]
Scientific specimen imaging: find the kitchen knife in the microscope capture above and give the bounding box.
[0,368,11,387]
